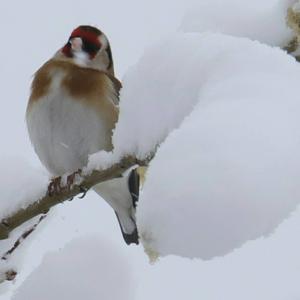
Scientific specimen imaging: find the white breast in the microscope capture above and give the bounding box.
[26,74,112,176]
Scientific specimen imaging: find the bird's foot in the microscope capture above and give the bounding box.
[66,169,82,191]
[48,170,83,197]
[48,176,62,196]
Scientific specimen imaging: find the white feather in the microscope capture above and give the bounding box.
[94,177,136,234]
[26,72,110,175]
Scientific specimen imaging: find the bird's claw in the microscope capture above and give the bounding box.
[48,169,82,196]
[66,169,82,191]
[48,176,62,196]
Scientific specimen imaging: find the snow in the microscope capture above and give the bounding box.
[0,215,50,296]
[88,32,218,167]
[0,157,48,221]
[1,0,300,299]
[0,157,48,290]
[135,206,300,300]
[105,5,293,162]
[180,0,294,47]
[110,32,228,160]
[135,32,300,259]
[12,236,135,300]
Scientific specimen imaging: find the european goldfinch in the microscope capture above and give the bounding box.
[26,25,139,245]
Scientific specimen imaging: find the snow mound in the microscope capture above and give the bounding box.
[180,0,293,47]
[12,236,135,300]
[107,31,298,164]
[136,32,300,259]
[135,206,300,300]
[0,158,49,294]
[110,33,221,160]
[0,157,48,220]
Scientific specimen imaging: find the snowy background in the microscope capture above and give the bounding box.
[1,0,300,299]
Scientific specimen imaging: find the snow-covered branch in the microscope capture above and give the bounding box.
[0,156,150,242]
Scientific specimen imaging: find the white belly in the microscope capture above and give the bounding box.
[26,89,111,176]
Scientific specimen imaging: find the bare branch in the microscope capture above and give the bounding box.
[0,215,47,282]
[283,36,298,53]
[0,155,150,241]
[1,214,47,261]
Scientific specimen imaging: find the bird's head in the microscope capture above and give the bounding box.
[57,25,114,75]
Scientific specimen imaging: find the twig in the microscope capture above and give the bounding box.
[0,215,47,282]
[283,36,298,53]
[1,214,47,261]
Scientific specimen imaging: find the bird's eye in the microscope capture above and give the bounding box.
[82,39,101,54]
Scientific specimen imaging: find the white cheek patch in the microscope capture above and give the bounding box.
[73,51,90,66]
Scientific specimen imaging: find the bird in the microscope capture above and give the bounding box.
[26,25,139,245]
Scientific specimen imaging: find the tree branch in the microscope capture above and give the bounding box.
[284,5,300,60]
[283,36,298,54]
[1,214,47,261]
[0,155,150,241]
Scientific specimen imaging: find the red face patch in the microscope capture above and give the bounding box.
[61,27,101,59]
[62,42,72,57]
[70,27,101,49]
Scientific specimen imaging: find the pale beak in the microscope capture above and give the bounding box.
[70,37,82,52]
